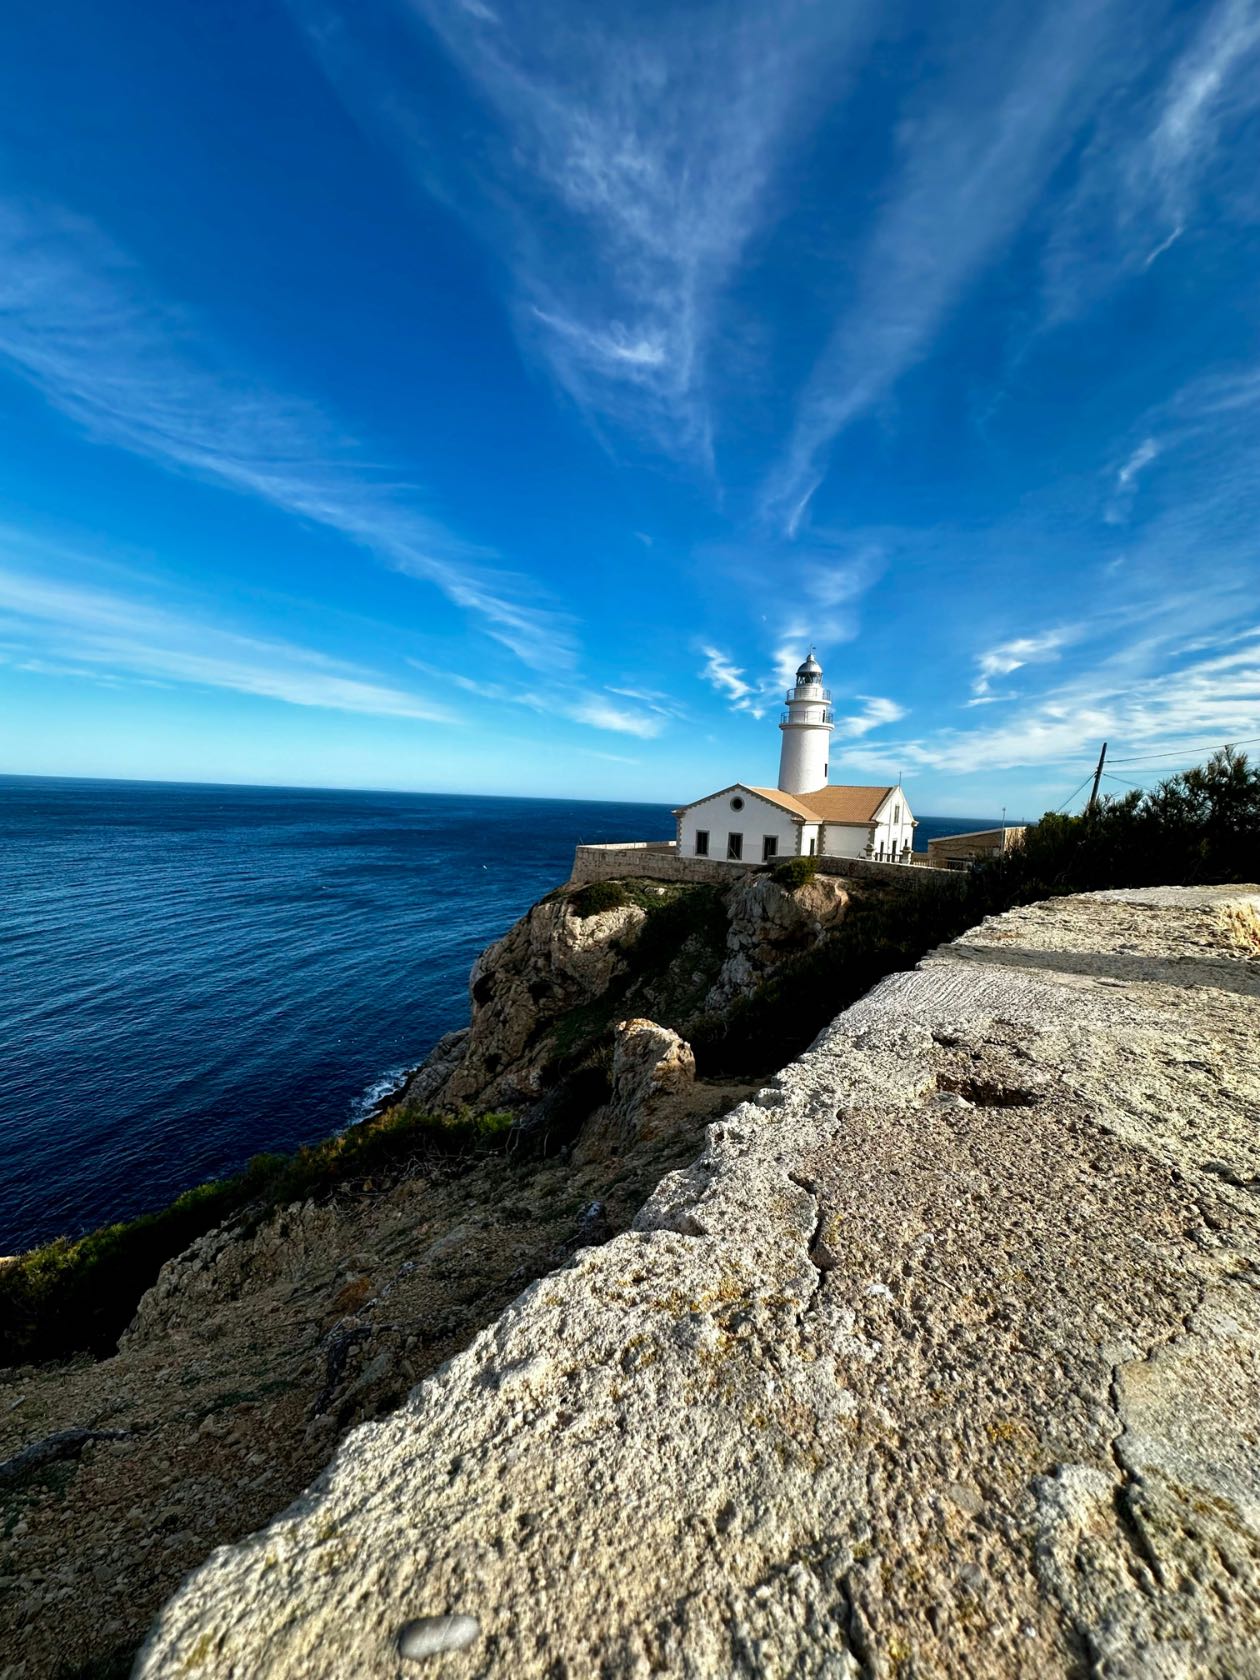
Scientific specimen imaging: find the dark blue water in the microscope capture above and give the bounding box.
[1,776,1001,1252]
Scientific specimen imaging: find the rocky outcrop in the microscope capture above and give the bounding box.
[123,1201,340,1348]
[401,1027,468,1108]
[403,874,856,1120]
[573,1019,699,1163]
[405,894,648,1112]
[0,1091,762,1680]
[137,884,1260,1678]
[609,1018,696,1137]
[707,872,848,1009]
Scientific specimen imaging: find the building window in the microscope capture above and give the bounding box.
[808,837,817,856]
[730,795,744,811]
[822,762,828,778]
[893,802,901,823]
[694,830,709,856]
[727,832,743,861]
[762,835,778,860]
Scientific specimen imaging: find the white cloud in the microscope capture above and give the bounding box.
[0,199,574,670]
[293,0,874,463]
[414,661,665,737]
[1116,437,1161,487]
[1148,0,1260,211]
[565,696,663,738]
[763,0,1124,528]
[772,638,807,692]
[973,629,1074,694]
[1043,0,1260,318]
[576,747,641,766]
[1104,436,1163,523]
[836,696,906,737]
[606,685,683,720]
[0,558,453,721]
[846,626,1260,778]
[699,645,754,706]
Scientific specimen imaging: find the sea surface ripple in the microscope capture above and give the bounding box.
[0,776,994,1253]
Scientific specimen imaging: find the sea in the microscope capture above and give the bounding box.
[1,777,999,1254]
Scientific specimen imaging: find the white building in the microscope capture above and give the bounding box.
[674,651,916,865]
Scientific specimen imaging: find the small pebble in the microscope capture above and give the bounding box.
[397,1614,480,1660]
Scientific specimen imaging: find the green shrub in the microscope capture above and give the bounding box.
[0,1101,516,1368]
[626,884,727,977]
[570,880,630,917]
[970,747,1260,903]
[771,856,819,890]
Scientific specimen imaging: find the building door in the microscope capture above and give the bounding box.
[762,835,778,861]
[727,832,743,861]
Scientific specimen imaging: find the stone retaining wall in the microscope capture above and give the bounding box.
[569,841,959,891]
[568,843,750,886]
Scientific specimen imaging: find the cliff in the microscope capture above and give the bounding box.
[134,884,1260,1678]
[0,869,861,1679]
[401,869,854,1121]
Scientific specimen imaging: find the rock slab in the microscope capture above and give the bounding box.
[136,887,1260,1679]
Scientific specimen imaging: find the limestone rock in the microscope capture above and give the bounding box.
[706,873,848,1010]
[572,1019,698,1162]
[137,884,1260,1679]
[406,896,647,1112]
[403,1028,469,1108]
[123,1201,339,1349]
[614,1018,695,1138]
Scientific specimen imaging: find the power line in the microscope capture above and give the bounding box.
[1055,773,1095,813]
[1109,734,1260,767]
[1101,771,1146,790]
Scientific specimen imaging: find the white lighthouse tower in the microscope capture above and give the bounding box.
[777,649,834,794]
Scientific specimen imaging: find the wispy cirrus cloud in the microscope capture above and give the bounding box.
[1104,436,1163,523]
[1043,0,1260,315]
[1146,0,1260,227]
[292,0,874,464]
[565,695,663,739]
[698,645,761,717]
[418,663,666,737]
[973,628,1076,696]
[0,553,453,721]
[0,199,573,669]
[846,623,1260,779]
[762,0,1127,530]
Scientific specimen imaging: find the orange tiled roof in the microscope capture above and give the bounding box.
[743,786,819,819]
[748,784,894,824]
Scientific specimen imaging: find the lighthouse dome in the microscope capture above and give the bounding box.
[796,652,823,681]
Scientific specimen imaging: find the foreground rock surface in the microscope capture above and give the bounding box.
[137,885,1260,1678]
[0,1085,753,1680]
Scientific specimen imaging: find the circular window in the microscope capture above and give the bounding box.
[730,796,744,811]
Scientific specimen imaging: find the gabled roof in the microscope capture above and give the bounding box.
[748,785,895,824]
[676,782,900,826]
[743,786,819,820]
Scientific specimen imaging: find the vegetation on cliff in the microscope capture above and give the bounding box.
[0,1103,513,1367]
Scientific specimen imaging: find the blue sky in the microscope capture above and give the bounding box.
[1,0,1258,816]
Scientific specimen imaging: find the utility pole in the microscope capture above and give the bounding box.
[1087,741,1108,811]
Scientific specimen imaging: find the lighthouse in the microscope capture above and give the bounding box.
[777,650,833,794]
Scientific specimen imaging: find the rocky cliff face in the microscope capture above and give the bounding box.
[137,885,1260,1680]
[403,871,853,1122]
